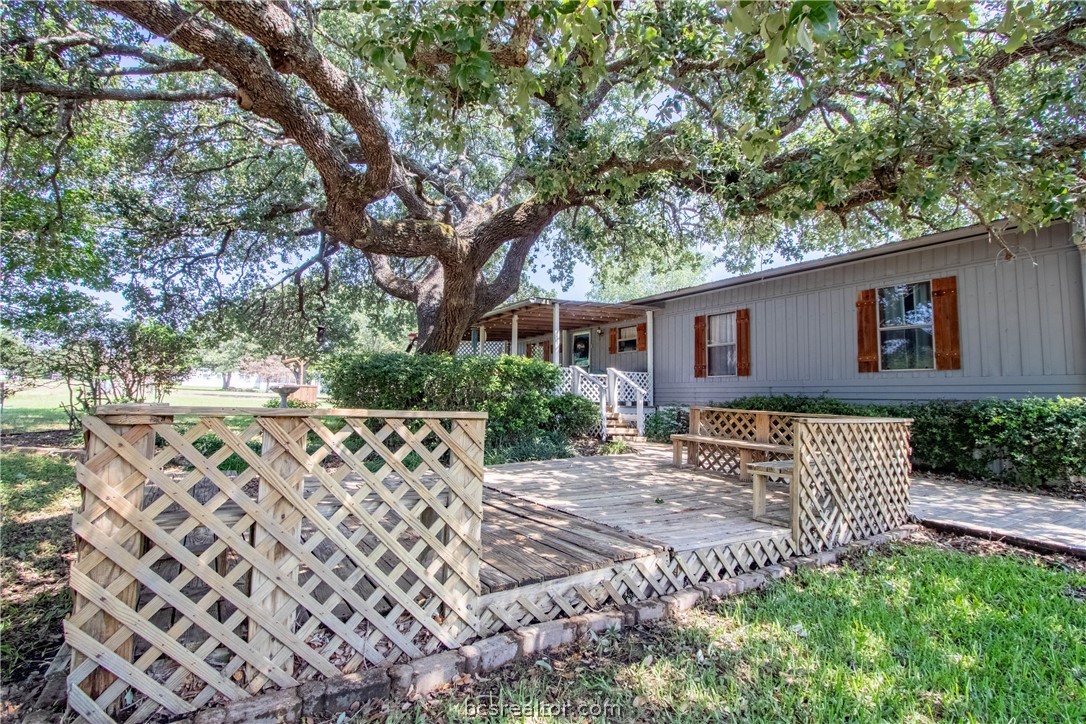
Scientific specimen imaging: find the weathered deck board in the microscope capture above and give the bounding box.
[484,445,790,552]
[479,490,664,593]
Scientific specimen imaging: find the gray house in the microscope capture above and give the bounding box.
[467,220,1086,423]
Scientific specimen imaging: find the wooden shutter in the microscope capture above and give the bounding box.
[636,322,647,352]
[525,343,535,359]
[608,327,618,354]
[736,308,751,376]
[932,275,961,370]
[542,340,552,362]
[693,315,707,378]
[856,289,879,373]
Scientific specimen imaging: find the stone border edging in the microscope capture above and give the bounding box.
[151,525,922,724]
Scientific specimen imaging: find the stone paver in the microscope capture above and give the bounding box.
[910,476,1086,554]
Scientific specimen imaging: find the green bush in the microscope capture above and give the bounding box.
[484,431,575,465]
[262,397,319,409]
[547,394,599,438]
[320,353,565,448]
[643,407,689,443]
[719,394,1086,488]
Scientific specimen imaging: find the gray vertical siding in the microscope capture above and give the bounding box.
[652,222,1086,404]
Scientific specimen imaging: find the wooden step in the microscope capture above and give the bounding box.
[605,426,641,436]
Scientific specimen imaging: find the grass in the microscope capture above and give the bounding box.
[0,452,79,680]
[381,540,1086,723]
[0,382,297,434]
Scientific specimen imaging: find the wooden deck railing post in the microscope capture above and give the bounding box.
[755,412,770,443]
[689,407,701,468]
[72,409,171,705]
[444,418,484,640]
[248,416,308,683]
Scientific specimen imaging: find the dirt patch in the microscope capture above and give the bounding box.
[0,429,80,450]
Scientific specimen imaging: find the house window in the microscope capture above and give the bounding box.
[707,312,737,376]
[877,282,934,370]
[617,325,638,352]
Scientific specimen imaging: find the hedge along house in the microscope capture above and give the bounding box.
[467,219,1086,416]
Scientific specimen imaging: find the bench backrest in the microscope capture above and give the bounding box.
[689,407,841,446]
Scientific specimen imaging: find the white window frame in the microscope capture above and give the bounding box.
[876,280,936,372]
[616,325,638,353]
[706,311,737,378]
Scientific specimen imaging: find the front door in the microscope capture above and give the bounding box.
[572,331,591,369]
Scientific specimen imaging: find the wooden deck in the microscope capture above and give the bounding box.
[480,444,791,593]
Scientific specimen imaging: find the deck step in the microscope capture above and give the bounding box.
[605,426,641,436]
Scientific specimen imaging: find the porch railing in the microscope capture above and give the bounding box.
[67,405,486,722]
[570,366,608,438]
[607,368,647,435]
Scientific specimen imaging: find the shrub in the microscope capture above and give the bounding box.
[546,394,599,438]
[484,431,575,465]
[719,394,1086,488]
[262,397,319,409]
[643,406,689,443]
[320,353,563,448]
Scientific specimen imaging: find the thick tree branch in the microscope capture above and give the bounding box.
[365,252,420,302]
[200,0,393,203]
[94,0,358,195]
[1,76,232,102]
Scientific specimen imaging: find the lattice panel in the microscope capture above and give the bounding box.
[67,408,486,723]
[697,409,759,441]
[792,419,912,554]
[456,341,508,357]
[476,533,796,635]
[476,555,675,634]
[669,535,796,586]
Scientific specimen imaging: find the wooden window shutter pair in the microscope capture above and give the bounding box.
[608,327,618,354]
[855,276,961,372]
[694,310,751,378]
[931,276,962,370]
[542,340,552,361]
[525,343,535,358]
[636,323,647,352]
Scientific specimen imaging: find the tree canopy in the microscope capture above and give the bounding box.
[3,0,1083,351]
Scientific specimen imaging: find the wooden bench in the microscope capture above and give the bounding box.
[749,460,794,526]
[670,434,793,481]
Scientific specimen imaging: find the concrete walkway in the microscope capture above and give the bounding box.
[910,476,1086,555]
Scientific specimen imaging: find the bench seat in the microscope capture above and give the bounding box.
[670,434,793,481]
[749,460,794,526]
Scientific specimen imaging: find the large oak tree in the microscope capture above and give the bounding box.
[3,0,1083,351]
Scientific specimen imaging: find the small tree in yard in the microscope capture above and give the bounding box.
[51,318,195,422]
[0,330,46,410]
[2,1,1082,351]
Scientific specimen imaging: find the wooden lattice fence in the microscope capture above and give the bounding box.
[792,417,913,553]
[686,407,912,553]
[66,406,486,723]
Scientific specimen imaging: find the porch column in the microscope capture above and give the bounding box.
[479,325,487,347]
[552,302,561,364]
[511,314,519,356]
[646,310,655,406]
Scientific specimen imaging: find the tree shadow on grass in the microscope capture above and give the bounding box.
[0,512,74,681]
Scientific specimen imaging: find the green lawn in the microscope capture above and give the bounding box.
[390,541,1086,723]
[0,452,80,679]
[0,382,291,433]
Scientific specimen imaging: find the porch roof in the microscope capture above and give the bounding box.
[469,298,661,341]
